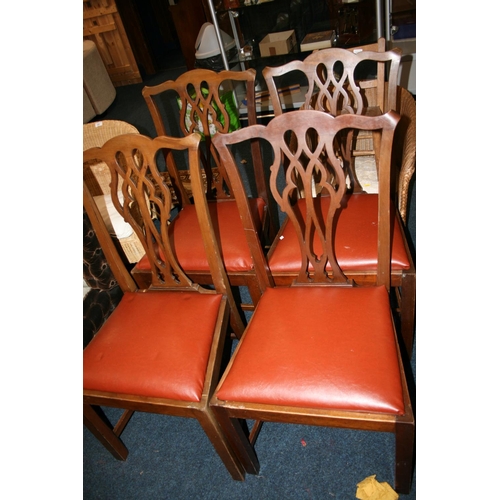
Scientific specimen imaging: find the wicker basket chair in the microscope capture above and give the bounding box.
[352,84,416,223]
[83,120,146,263]
[395,87,416,224]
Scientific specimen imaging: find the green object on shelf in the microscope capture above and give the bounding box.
[178,88,241,140]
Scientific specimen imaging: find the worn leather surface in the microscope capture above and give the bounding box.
[83,209,123,348]
[216,286,404,415]
[135,198,265,273]
[83,291,222,401]
[268,194,410,272]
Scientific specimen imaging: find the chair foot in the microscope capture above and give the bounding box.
[211,406,260,476]
[197,409,249,481]
[394,417,415,494]
[83,404,129,460]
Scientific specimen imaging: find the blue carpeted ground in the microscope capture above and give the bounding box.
[84,407,416,499]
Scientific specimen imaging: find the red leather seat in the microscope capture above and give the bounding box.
[134,198,265,275]
[268,194,410,273]
[216,286,404,414]
[84,291,222,401]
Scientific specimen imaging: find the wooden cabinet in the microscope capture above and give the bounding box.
[327,0,377,47]
[83,0,142,87]
[170,0,209,70]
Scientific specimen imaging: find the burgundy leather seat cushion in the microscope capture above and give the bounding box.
[216,286,404,415]
[83,291,223,402]
[268,194,410,273]
[135,198,265,273]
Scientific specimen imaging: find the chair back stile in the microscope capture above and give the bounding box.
[210,123,275,292]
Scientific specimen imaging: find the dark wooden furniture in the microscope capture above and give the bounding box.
[210,110,415,493]
[132,68,277,311]
[262,43,415,358]
[83,132,246,479]
[170,0,209,70]
[83,0,142,86]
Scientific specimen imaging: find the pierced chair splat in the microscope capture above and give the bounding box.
[83,120,145,264]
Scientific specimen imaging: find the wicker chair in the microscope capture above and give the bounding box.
[83,120,146,263]
[394,87,416,225]
[351,84,416,223]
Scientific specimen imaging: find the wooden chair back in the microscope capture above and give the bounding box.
[83,132,245,337]
[142,68,268,203]
[263,38,401,117]
[83,120,145,263]
[212,110,400,292]
[262,39,401,194]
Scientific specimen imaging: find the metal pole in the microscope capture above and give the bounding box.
[229,10,246,71]
[375,0,384,39]
[206,0,230,70]
[384,0,392,41]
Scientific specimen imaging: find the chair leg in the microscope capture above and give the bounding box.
[131,268,151,289]
[400,272,416,359]
[83,404,128,460]
[211,406,260,476]
[244,279,263,312]
[196,408,249,481]
[394,417,415,494]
